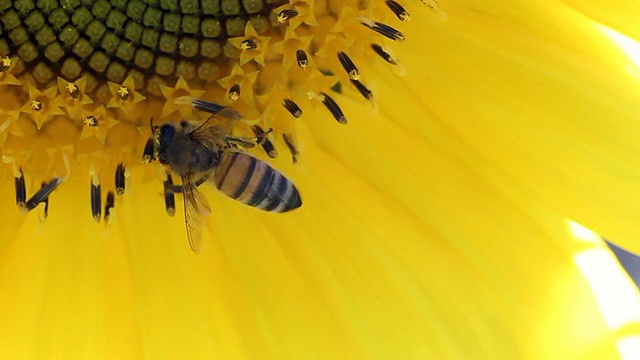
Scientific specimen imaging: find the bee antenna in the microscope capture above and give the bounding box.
[149,117,155,134]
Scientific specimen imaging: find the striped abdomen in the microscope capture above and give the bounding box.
[213,152,302,212]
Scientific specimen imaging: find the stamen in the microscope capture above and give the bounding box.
[39,182,49,221]
[61,152,71,182]
[282,133,299,164]
[252,125,278,158]
[0,56,11,73]
[14,168,26,211]
[90,177,102,223]
[191,98,225,114]
[371,44,398,65]
[296,50,309,69]
[24,177,62,213]
[117,86,130,101]
[240,39,258,51]
[30,98,43,111]
[253,127,273,144]
[164,174,176,217]
[66,82,80,99]
[143,138,156,164]
[420,0,447,20]
[350,79,373,101]
[83,115,99,127]
[385,0,411,22]
[283,98,303,118]
[319,92,347,124]
[228,83,241,102]
[104,191,115,223]
[360,18,406,42]
[277,9,299,23]
[115,163,126,195]
[337,52,360,80]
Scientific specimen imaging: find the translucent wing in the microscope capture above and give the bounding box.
[181,176,211,253]
[190,107,244,145]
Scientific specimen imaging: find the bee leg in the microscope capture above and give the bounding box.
[165,174,209,193]
[252,126,278,158]
[224,135,258,149]
[164,174,177,216]
[165,183,184,194]
[254,128,273,145]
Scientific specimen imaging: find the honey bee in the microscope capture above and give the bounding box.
[150,107,302,252]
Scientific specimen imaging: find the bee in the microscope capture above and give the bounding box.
[150,107,302,252]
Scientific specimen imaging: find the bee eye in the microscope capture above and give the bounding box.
[158,125,176,150]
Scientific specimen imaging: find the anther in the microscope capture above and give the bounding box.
[24,177,62,213]
[421,0,447,21]
[296,50,309,69]
[115,163,126,195]
[350,79,373,101]
[83,115,99,127]
[40,182,50,220]
[143,138,155,164]
[117,86,130,100]
[386,0,411,21]
[282,133,299,164]
[228,84,241,102]
[252,125,278,158]
[104,191,115,223]
[277,9,299,23]
[319,92,347,124]
[421,0,440,10]
[30,98,43,111]
[66,83,80,98]
[371,44,398,65]
[240,39,258,51]
[0,56,12,73]
[90,178,102,223]
[164,174,176,217]
[283,98,303,118]
[14,168,26,211]
[337,52,360,80]
[191,98,225,114]
[360,18,406,42]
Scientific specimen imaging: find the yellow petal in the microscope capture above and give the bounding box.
[0,92,637,358]
[1,1,640,359]
[389,2,640,252]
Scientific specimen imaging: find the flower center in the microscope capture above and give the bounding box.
[0,0,287,100]
[0,0,444,222]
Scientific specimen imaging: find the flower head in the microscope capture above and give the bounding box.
[1,0,640,358]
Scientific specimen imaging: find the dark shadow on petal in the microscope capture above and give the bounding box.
[606,239,640,290]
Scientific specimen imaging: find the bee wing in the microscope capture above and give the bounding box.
[190,107,244,142]
[182,176,211,253]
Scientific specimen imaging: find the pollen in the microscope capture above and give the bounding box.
[83,115,98,127]
[65,82,79,99]
[116,86,130,101]
[0,56,12,72]
[0,0,445,221]
[30,98,43,111]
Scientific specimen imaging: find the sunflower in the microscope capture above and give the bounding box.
[1,0,640,358]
